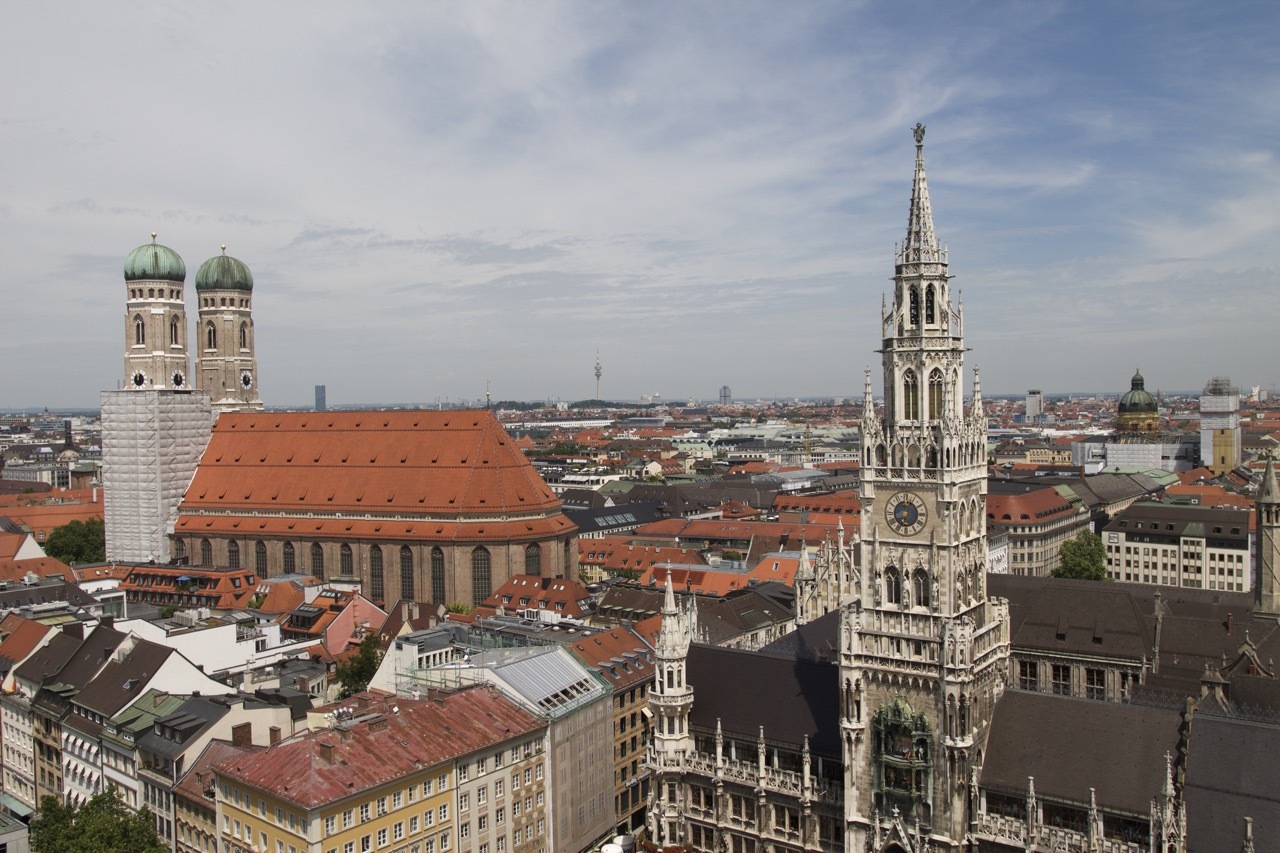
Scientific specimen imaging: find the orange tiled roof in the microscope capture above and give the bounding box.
[0,532,29,561]
[3,500,103,537]
[0,556,73,584]
[176,514,574,544]
[120,564,259,609]
[1164,484,1254,510]
[179,410,565,520]
[0,488,99,508]
[634,517,840,544]
[215,689,541,808]
[578,539,706,573]
[773,490,861,515]
[253,577,319,615]
[986,490,1077,525]
[68,563,134,583]
[483,575,591,618]
[0,613,55,663]
[566,624,655,689]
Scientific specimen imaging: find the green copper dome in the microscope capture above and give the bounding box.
[195,248,254,292]
[1118,369,1157,413]
[124,234,186,282]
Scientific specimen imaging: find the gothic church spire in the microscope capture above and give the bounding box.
[900,122,941,266]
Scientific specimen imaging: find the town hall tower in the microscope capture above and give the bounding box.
[841,124,1010,851]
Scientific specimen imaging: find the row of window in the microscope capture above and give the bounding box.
[321,774,452,837]
[1018,661,1109,701]
[182,540,530,605]
[133,314,182,348]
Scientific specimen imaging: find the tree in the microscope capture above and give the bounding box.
[1053,530,1109,581]
[335,632,384,698]
[31,786,165,853]
[43,518,106,565]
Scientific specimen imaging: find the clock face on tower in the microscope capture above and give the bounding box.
[132,371,147,388]
[885,491,928,536]
[240,371,253,389]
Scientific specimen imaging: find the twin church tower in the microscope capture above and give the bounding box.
[121,233,262,411]
[103,236,263,564]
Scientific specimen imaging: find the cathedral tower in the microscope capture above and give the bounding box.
[842,125,1010,851]
[122,233,191,390]
[195,246,262,413]
[105,235,211,563]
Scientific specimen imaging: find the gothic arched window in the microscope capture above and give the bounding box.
[525,543,542,577]
[925,285,936,325]
[206,323,216,350]
[174,539,186,559]
[283,542,295,573]
[370,546,384,601]
[170,317,180,347]
[134,315,145,346]
[885,566,901,605]
[255,541,267,573]
[903,370,920,420]
[227,540,240,569]
[913,569,929,608]
[928,368,944,420]
[310,543,324,580]
[909,287,920,326]
[400,545,415,599]
[431,547,446,603]
[340,543,353,575]
[472,547,492,605]
[239,322,248,350]
[199,539,212,566]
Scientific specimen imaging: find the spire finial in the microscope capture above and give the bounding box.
[221,244,227,254]
[904,124,939,263]
[150,231,158,242]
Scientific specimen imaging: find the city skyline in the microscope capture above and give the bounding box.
[2,2,1278,408]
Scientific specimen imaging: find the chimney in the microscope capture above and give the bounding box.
[318,740,335,765]
[269,726,281,745]
[231,722,252,748]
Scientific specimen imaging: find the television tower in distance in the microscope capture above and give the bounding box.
[594,346,602,400]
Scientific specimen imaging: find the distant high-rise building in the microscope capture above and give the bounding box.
[1025,388,1044,422]
[719,385,731,406]
[315,385,326,412]
[194,246,263,413]
[1199,377,1241,475]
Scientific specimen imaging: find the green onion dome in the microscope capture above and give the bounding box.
[124,233,186,282]
[195,246,254,292]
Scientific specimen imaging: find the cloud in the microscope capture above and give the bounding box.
[0,1,1278,406]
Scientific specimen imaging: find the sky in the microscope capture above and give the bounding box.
[2,1,1278,409]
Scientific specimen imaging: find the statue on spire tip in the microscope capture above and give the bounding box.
[913,123,926,145]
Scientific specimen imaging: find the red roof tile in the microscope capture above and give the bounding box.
[180,410,562,518]
[215,688,541,808]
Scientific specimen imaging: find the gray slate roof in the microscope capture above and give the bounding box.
[1183,710,1280,853]
[686,644,840,757]
[982,690,1180,816]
